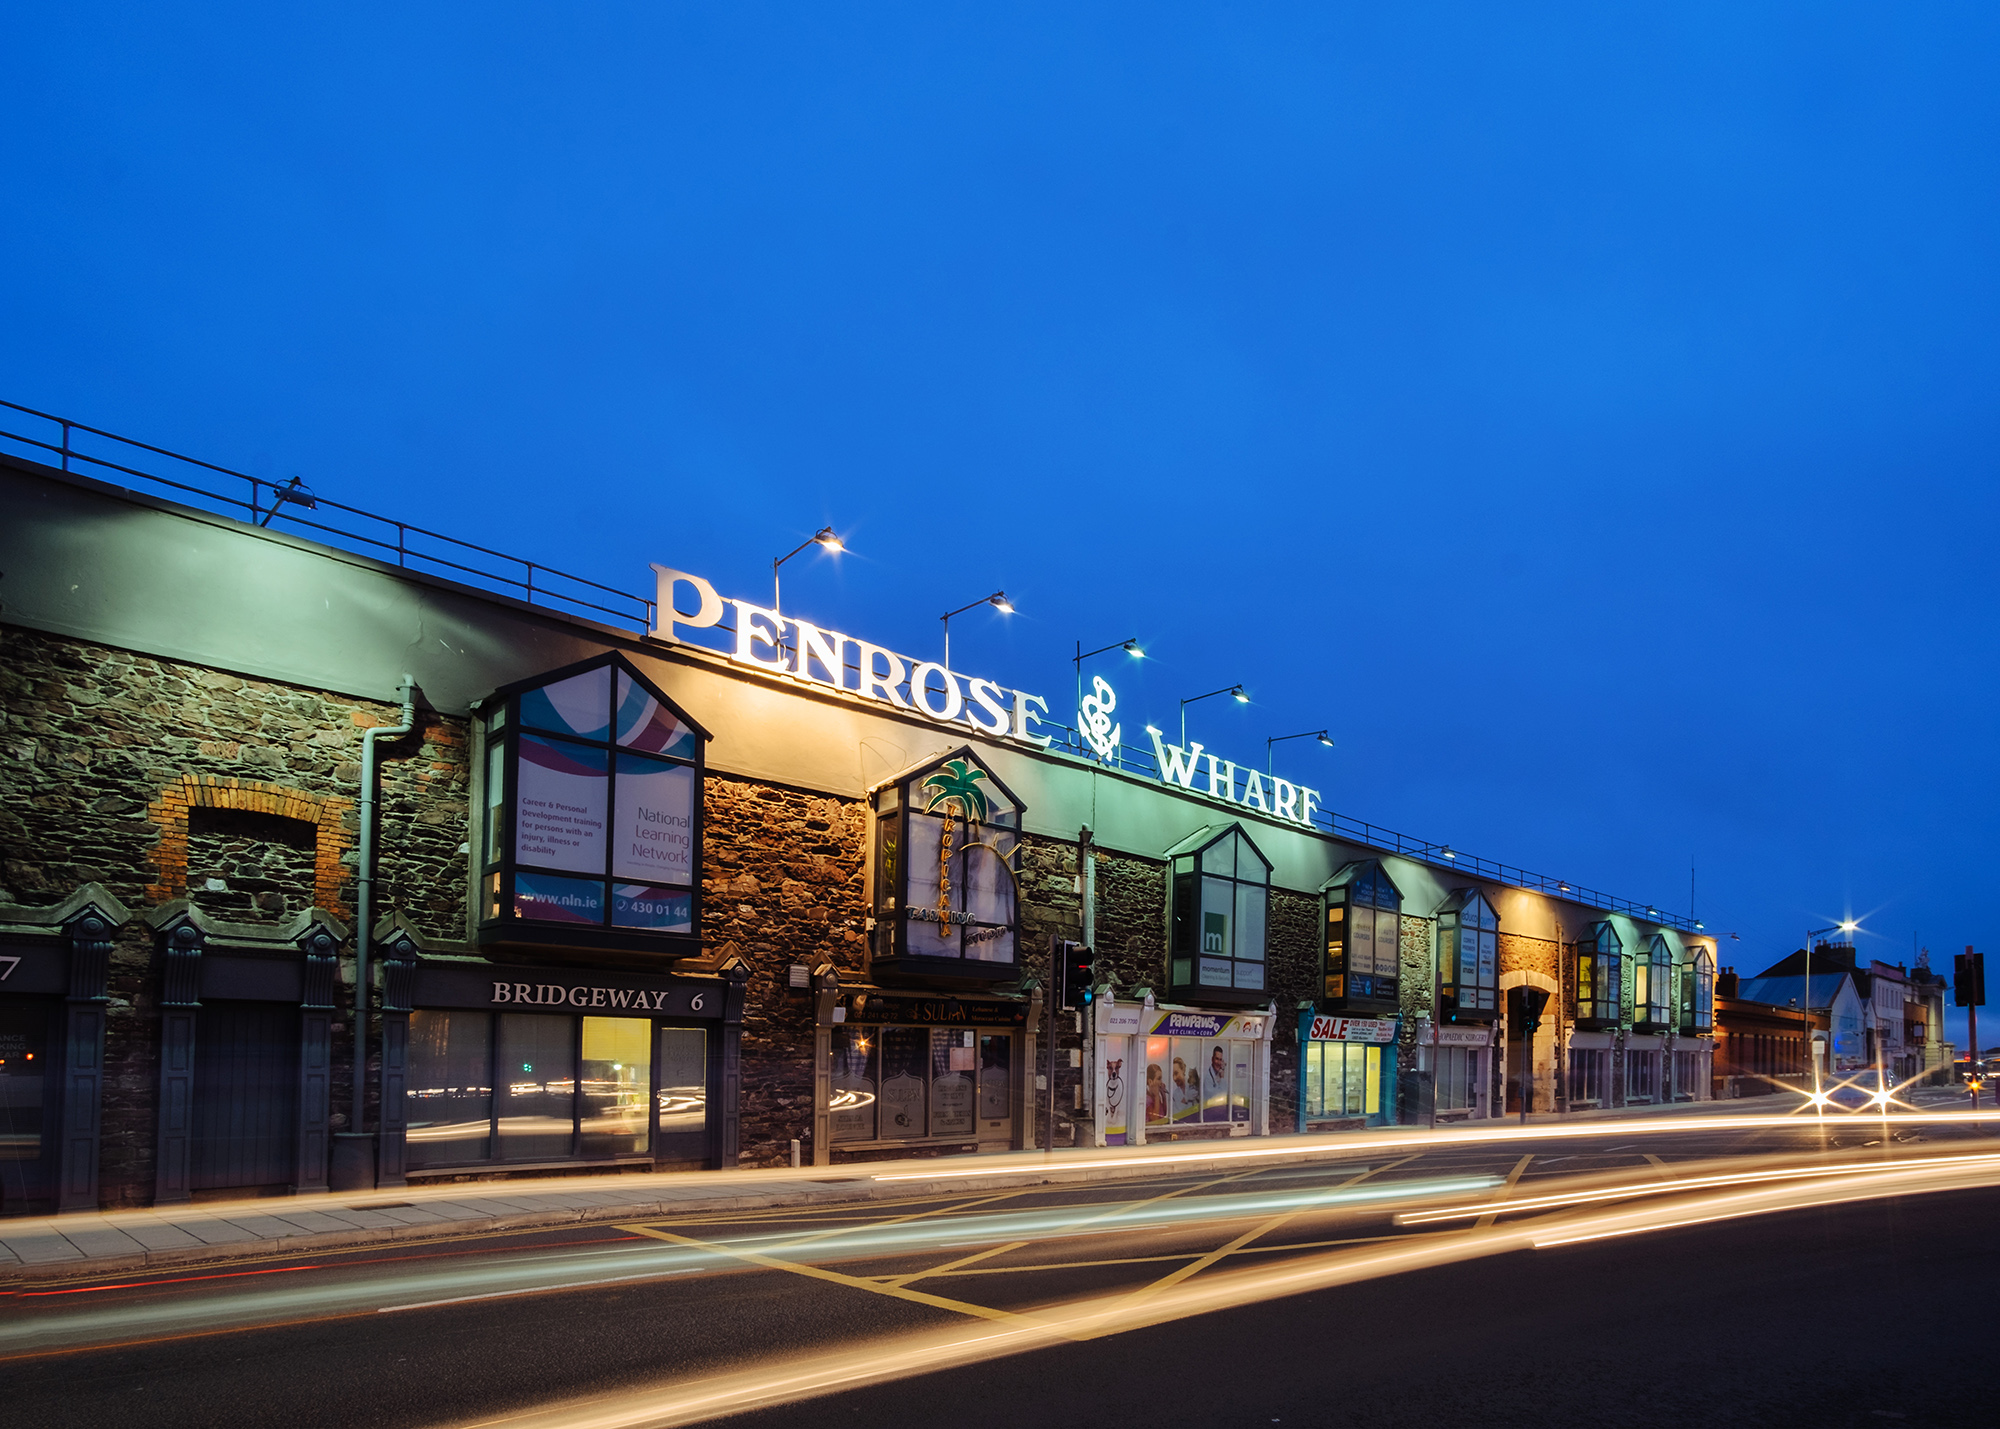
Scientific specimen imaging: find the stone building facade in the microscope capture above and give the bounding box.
[0,443,1716,1213]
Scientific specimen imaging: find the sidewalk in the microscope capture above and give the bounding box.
[0,1090,1916,1284]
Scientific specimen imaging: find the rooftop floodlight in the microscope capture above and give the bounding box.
[942,591,1013,668]
[773,525,845,613]
[1267,728,1336,775]
[1441,845,1457,861]
[1179,683,1249,745]
[1123,640,1145,657]
[1557,882,1570,893]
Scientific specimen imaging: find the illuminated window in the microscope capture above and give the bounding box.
[1569,1047,1608,1105]
[1435,889,1500,1020]
[870,748,1023,974]
[1167,824,1272,1003]
[477,653,707,956]
[1303,1041,1382,1119]
[1576,922,1623,1026]
[1681,947,1715,1035]
[1320,861,1402,1012]
[1635,933,1674,1028]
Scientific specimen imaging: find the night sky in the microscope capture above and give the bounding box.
[6,6,1998,1044]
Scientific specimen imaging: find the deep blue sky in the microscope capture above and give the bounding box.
[6,5,1998,1042]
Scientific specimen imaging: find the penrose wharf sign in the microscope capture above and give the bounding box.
[1144,724,1322,830]
[651,566,1057,749]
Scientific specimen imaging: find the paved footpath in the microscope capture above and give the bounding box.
[0,1089,1960,1282]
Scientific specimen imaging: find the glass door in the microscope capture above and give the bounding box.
[656,1026,708,1165]
[976,1033,1014,1147]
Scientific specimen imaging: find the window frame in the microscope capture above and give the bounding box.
[1435,888,1500,1023]
[477,652,709,958]
[1319,860,1404,1014]
[1681,946,1715,1035]
[1635,933,1674,1030]
[1166,823,1274,1008]
[870,747,1025,982]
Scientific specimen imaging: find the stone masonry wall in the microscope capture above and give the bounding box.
[701,777,869,1167]
[0,625,470,1205]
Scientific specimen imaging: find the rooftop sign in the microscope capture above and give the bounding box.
[650,566,1056,749]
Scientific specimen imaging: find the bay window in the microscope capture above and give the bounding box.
[1575,922,1623,1027]
[478,654,707,957]
[1636,933,1674,1030]
[1681,947,1715,1035]
[1435,889,1499,1021]
[871,748,1023,980]
[1321,861,1402,1013]
[1167,824,1272,1007]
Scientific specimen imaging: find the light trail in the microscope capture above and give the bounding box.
[0,1174,1493,1356]
[866,1107,1995,1182]
[435,1151,2000,1429]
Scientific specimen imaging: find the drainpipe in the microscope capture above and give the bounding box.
[335,677,414,1189]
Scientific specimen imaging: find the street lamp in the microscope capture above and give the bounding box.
[941,591,1011,670]
[1803,917,1859,1104]
[772,526,843,614]
[1265,728,1333,777]
[1179,684,1246,747]
[1074,637,1144,758]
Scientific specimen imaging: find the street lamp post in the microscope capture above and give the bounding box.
[1265,729,1334,778]
[1179,684,1247,747]
[941,591,1012,670]
[1804,919,1859,1104]
[1074,637,1143,759]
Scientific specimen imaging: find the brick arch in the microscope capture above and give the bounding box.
[147,774,354,917]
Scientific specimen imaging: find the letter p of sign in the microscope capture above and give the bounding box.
[651,566,726,644]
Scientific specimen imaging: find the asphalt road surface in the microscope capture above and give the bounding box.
[5,1102,1995,1429]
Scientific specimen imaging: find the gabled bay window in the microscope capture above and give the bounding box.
[1681,946,1715,1035]
[1575,921,1623,1028]
[871,748,1022,982]
[1321,861,1402,1014]
[1435,889,1499,1022]
[1636,933,1674,1030]
[479,654,708,958]
[1167,824,1271,1008]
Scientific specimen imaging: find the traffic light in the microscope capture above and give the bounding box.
[1955,949,1985,1008]
[1058,941,1095,1010]
[1506,985,1550,1037]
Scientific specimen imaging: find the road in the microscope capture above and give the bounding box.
[4,1099,1995,1429]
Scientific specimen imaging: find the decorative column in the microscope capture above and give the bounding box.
[57,910,114,1213]
[153,919,204,1205]
[294,924,339,1194]
[375,931,420,1189]
[716,959,748,1168]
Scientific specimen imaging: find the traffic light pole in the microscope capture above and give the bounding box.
[1971,1000,1980,1115]
[1045,932,1057,1154]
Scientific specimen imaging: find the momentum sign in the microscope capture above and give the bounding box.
[652,566,1055,749]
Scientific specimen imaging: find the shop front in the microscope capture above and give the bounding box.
[820,991,1030,1159]
[1423,1022,1495,1121]
[1298,1013,1398,1130]
[392,959,740,1179]
[1094,999,1271,1144]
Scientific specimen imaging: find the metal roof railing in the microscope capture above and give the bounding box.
[1,398,1700,933]
[0,399,657,632]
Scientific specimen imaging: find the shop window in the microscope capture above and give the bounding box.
[0,1001,55,1208]
[870,749,1023,977]
[1575,923,1623,1027]
[1626,1049,1658,1102]
[1568,1048,1608,1105]
[1146,1034,1253,1125]
[478,653,707,957]
[1166,825,1272,1006]
[1303,1041,1381,1119]
[1321,861,1402,1013]
[1435,889,1500,1021]
[1636,934,1673,1029]
[1673,1050,1702,1099]
[1681,947,1715,1035]
[829,1024,1002,1143]
[656,1028,708,1163]
[406,1009,661,1169]
[1435,1045,1478,1112]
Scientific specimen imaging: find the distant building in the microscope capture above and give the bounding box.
[1739,942,1950,1085]
[1711,968,1815,1098]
